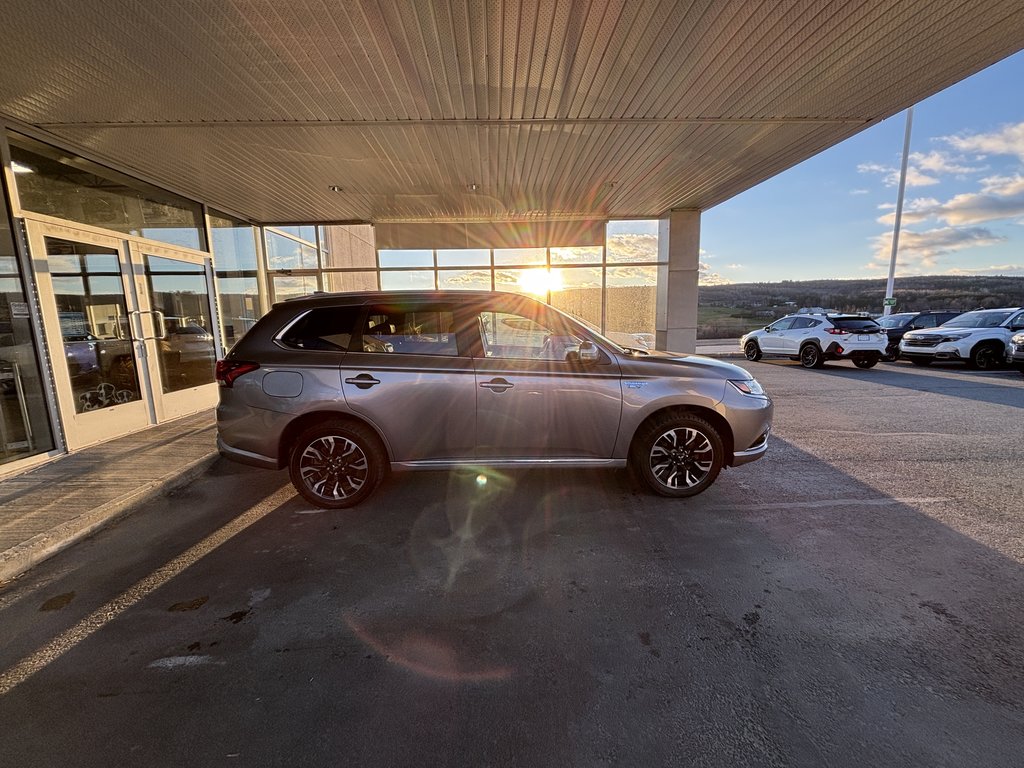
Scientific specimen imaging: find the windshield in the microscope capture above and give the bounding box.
[942,310,1014,328]
[877,314,913,328]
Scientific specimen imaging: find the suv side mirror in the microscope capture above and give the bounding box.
[578,340,600,363]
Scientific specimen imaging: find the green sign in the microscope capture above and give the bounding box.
[883,297,897,306]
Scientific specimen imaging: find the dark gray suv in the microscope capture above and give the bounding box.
[216,291,773,508]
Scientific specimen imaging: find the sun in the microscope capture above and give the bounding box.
[517,268,563,296]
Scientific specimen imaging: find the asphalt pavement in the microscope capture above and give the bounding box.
[1,359,1022,767]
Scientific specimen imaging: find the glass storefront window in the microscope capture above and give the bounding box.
[549,267,603,330]
[321,225,376,269]
[379,250,433,268]
[550,246,602,264]
[437,249,489,267]
[145,255,216,393]
[272,225,316,243]
[8,132,205,251]
[209,211,260,349]
[273,275,320,302]
[0,208,55,463]
[605,265,661,345]
[438,270,491,291]
[493,248,546,266]
[266,231,319,270]
[323,271,378,292]
[379,270,435,290]
[606,220,663,263]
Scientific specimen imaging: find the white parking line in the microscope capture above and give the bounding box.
[0,486,295,697]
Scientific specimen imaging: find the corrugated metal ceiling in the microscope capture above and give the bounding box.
[1,0,1022,223]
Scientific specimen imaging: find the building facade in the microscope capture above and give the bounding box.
[0,127,691,477]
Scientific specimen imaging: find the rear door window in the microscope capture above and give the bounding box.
[360,305,459,356]
[279,306,361,351]
[831,318,881,332]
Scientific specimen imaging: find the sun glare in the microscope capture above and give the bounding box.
[518,268,563,296]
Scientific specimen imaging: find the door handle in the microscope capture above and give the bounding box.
[345,373,381,390]
[480,377,514,393]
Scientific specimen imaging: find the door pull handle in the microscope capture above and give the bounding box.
[480,378,513,393]
[345,373,381,390]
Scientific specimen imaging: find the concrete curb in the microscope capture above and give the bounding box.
[0,452,220,585]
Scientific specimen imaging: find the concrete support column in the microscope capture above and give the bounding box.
[655,209,700,353]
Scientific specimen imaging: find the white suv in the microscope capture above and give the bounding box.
[900,307,1024,369]
[741,313,888,369]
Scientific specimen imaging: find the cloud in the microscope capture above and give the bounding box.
[878,190,1024,227]
[867,226,1005,272]
[725,263,743,269]
[698,261,732,285]
[980,174,1024,196]
[858,150,982,187]
[943,122,1024,162]
[849,188,870,195]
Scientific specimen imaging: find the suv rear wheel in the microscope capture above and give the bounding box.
[799,343,825,369]
[289,420,386,508]
[631,414,724,498]
[743,341,762,361]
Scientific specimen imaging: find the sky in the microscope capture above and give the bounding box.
[698,48,1024,285]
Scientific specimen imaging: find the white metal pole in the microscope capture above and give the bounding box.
[884,106,914,316]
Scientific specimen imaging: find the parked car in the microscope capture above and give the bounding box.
[899,307,1024,369]
[216,291,773,508]
[740,313,888,369]
[1006,331,1024,376]
[874,310,962,361]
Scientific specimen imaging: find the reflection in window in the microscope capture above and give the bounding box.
[273,275,319,301]
[606,220,662,263]
[145,255,216,393]
[46,238,142,413]
[550,246,602,264]
[380,270,435,290]
[210,211,260,348]
[9,133,205,251]
[477,311,582,361]
[438,270,491,291]
[266,231,319,270]
[379,250,433,268]
[321,226,376,269]
[361,307,457,356]
[493,248,545,266]
[210,212,259,272]
[605,265,660,345]
[437,249,489,267]
[549,267,603,330]
[323,271,378,292]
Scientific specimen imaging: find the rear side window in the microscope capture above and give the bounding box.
[361,305,459,356]
[831,318,881,332]
[279,306,360,351]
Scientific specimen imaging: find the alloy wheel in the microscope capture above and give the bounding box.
[648,427,714,490]
[298,435,369,501]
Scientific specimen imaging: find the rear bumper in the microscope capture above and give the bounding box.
[217,435,280,470]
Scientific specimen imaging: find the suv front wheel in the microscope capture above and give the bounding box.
[289,419,387,508]
[744,341,762,361]
[631,414,724,497]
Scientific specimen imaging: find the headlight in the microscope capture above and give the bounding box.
[729,379,767,397]
[939,333,971,342]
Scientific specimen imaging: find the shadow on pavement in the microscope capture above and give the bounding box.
[1,440,1023,767]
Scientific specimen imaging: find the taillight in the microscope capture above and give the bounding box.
[825,328,848,335]
[216,359,259,388]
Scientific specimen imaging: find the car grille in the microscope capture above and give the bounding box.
[904,336,941,348]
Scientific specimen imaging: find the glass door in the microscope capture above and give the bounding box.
[27,222,153,449]
[131,241,219,421]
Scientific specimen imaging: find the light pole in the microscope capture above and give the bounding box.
[883,106,914,316]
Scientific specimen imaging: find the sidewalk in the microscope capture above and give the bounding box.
[0,410,218,585]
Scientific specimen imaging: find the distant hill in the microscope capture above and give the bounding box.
[696,276,1024,339]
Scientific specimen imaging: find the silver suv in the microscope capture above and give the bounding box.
[216,291,773,508]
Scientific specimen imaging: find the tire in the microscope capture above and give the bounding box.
[881,345,900,362]
[743,341,762,361]
[288,419,386,508]
[852,353,879,369]
[968,343,1003,371]
[910,358,932,367]
[630,413,724,498]
[799,343,824,369]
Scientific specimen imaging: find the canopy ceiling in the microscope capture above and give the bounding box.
[1,0,1022,224]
